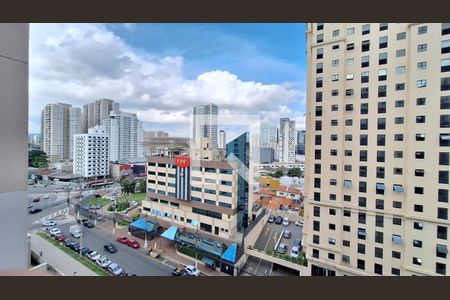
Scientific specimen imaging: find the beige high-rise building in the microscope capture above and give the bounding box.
[82,98,117,133]
[304,23,450,276]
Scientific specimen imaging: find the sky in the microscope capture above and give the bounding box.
[29,23,307,140]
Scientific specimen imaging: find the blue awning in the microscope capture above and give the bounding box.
[221,243,237,263]
[161,225,178,241]
[129,218,154,232]
[376,183,385,190]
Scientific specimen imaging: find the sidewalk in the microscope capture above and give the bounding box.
[85,213,227,276]
[31,233,97,276]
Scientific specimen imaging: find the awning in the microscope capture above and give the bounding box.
[344,180,352,188]
[221,243,238,263]
[161,225,178,241]
[376,183,385,190]
[202,257,216,267]
[392,235,403,244]
[393,184,404,192]
[129,218,155,232]
[437,244,448,254]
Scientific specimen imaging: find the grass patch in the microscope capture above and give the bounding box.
[87,197,110,207]
[37,232,111,276]
[116,192,146,204]
[117,220,131,227]
[249,246,307,266]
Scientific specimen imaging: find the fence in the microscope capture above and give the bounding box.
[243,208,268,237]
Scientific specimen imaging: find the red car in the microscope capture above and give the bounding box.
[127,239,140,249]
[55,234,67,242]
[117,236,129,244]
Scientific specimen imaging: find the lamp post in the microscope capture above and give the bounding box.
[143,215,148,249]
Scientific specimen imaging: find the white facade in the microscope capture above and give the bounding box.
[218,130,226,148]
[73,125,109,178]
[279,118,297,163]
[69,107,82,160]
[193,103,218,148]
[102,110,144,162]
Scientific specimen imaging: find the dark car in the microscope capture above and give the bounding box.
[80,247,91,256]
[172,264,187,276]
[29,208,42,214]
[104,243,117,253]
[63,239,76,247]
[32,197,41,203]
[84,221,95,228]
[268,215,275,223]
[69,242,80,251]
[77,218,88,225]
[275,216,283,224]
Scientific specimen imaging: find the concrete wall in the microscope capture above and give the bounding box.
[0,23,29,272]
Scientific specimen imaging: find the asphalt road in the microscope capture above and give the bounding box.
[57,222,173,276]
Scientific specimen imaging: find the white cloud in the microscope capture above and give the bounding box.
[29,24,305,135]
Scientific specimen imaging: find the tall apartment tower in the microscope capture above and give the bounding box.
[304,23,450,276]
[82,99,117,133]
[260,122,278,148]
[102,110,144,162]
[193,103,218,148]
[0,23,29,271]
[69,107,83,160]
[297,130,306,155]
[218,130,226,149]
[73,125,109,178]
[41,102,77,162]
[279,118,296,163]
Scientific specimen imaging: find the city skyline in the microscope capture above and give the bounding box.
[28,24,307,139]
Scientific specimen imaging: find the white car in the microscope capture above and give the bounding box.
[88,251,101,261]
[282,217,290,227]
[185,265,200,276]
[108,263,123,276]
[49,228,61,236]
[290,246,300,258]
[295,220,304,227]
[43,195,50,199]
[130,200,138,207]
[27,203,33,208]
[96,256,112,268]
[42,220,57,227]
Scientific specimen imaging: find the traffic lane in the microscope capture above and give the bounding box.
[58,223,172,276]
[254,224,281,251]
[27,201,69,225]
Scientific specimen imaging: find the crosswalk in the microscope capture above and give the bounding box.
[32,206,75,225]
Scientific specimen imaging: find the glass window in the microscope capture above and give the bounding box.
[396,49,406,57]
[347,27,355,35]
[333,29,340,37]
[397,32,406,40]
[418,25,428,35]
[396,66,406,74]
[347,58,354,65]
[332,59,339,67]
[418,43,428,52]
[442,58,450,72]
[417,61,427,70]
[362,24,370,35]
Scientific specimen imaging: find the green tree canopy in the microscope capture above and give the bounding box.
[28,150,48,168]
[287,168,303,178]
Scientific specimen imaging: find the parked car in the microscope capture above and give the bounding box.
[104,243,117,253]
[27,203,33,208]
[70,243,81,252]
[268,215,275,223]
[108,263,123,276]
[290,246,300,258]
[96,256,112,268]
[55,234,67,242]
[172,264,187,276]
[32,197,41,203]
[80,247,91,256]
[77,218,88,225]
[29,208,42,214]
[277,243,288,254]
[293,238,302,248]
[295,220,304,227]
[84,221,95,228]
[130,200,138,207]
[117,236,129,244]
[63,239,76,247]
[88,251,101,261]
[282,217,290,227]
[42,220,57,227]
[43,195,50,199]
[283,230,292,239]
[49,228,61,236]
[275,216,283,224]
[127,239,140,249]
[185,265,200,276]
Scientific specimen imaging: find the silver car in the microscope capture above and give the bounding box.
[277,243,288,254]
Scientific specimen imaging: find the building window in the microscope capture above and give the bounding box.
[417,97,426,105]
[347,58,354,65]
[332,59,339,67]
[436,263,447,276]
[357,259,365,270]
[361,88,369,99]
[396,66,405,75]
[362,40,370,52]
[392,251,401,259]
[413,257,423,266]
[416,116,426,123]
[331,74,339,81]
[362,24,370,35]
[442,40,450,54]
[361,71,369,83]
[413,240,422,248]
[378,85,387,97]
[316,62,323,73]
[395,83,405,91]
[317,33,323,43]
[418,43,428,52]
[418,25,428,34]
[379,23,388,31]
[396,49,406,57]
[442,96,450,109]
[443,23,450,35]
[414,205,423,213]
[438,189,449,203]
[417,79,427,88]
[317,23,323,30]
[316,77,323,88]
[347,27,355,35]
[397,32,406,40]
[379,36,388,48]
[378,69,387,81]
[358,243,365,254]
[332,29,340,37]
[332,44,340,51]
[438,207,448,220]
[417,61,427,70]
[376,199,384,210]
[374,264,383,275]
[395,117,404,124]
[379,52,387,65]
[375,231,383,243]
[316,48,323,59]
[441,115,450,128]
[375,247,383,259]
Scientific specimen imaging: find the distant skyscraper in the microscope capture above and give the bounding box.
[102,109,143,162]
[296,130,306,155]
[218,130,226,149]
[260,122,277,148]
[279,118,296,163]
[73,125,109,178]
[82,99,118,133]
[41,103,81,162]
[193,103,218,148]
[226,132,250,230]
[69,107,83,159]
[144,130,169,139]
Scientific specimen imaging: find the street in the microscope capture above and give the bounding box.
[56,222,173,276]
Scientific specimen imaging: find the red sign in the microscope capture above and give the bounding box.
[175,156,190,168]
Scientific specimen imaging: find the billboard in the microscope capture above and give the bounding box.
[119,164,133,175]
[175,156,190,168]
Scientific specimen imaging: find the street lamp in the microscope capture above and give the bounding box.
[143,215,149,249]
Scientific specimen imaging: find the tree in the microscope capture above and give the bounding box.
[120,176,136,194]
[287,168,302,178]
[28,150,48,168]
[271,169,284,178]
[138,177,146,193]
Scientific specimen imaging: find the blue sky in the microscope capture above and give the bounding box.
[29,23,307,138]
